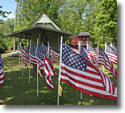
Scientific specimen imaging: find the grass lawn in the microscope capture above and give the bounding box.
[0,52,117,105]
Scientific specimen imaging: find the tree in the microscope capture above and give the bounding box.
[0,6,11,23]
[93,0,117,45]
[0,18,14,52]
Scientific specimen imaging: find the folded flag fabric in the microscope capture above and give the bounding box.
[29,43,37,66]
[45,75,54,90]
[44,55,56,76]
[98,45,117,78]
[105,43,117,65]
[60,43,117,100]
[0,54,4,86]
[20,43,29,69]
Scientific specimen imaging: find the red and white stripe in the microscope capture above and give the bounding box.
[98,55,117,78]
[44,55,56,76]
[73,48,79,54]
[21,49,29,69]
[37,58,44,71]
[30,54,37,66]
[45,75,54,90]
[0,68,4,86]
[0,55,4,86]
[106,53,117,65]
[51,50,59,63]
[60,57,117,100]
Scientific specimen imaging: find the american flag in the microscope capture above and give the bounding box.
[87,44,101,66]
[0,54,4,86]
[42,44,54,64]
[29,43,37,66]
[110,43,117,54]
[51,49,59,63]
[20,43,29,69]
[105,43,117,65]
[36,43,56,90]
[36,43,45,71]
[98,45,117,78]
[60,43,117,100]
[81,46,90,61]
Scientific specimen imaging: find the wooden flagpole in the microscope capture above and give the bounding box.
[78,41,82,99]
[57,36,63,105]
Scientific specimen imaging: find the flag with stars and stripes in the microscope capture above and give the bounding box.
[0,54,4,86]
[98,45,117,78]
[60,43,117,100]
[105,43,117,65]
[20,43,29,69]
[29,43,37,66]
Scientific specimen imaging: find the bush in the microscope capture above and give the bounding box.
[99,44,105,51]
[0,42,7,53]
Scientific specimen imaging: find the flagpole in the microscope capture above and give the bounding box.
[97,42,99,66]
[57,36,63,105]
[18,45,20,70]
[48,41,50,60]
[37,38,39,96]
[29,40,31,83]
[78,41,82,99]
[20,42,23,77]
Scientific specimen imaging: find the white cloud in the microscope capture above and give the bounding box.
[7,12,15,19]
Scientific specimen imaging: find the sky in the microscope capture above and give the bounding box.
[0,0,16,21]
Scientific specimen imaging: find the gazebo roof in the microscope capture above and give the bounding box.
[4,25,72,39]
[71,32,91,39]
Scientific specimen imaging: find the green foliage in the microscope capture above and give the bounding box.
[0,18,14,52]
[0,6,11,23]
[0,37,7,53]
[99,44,105,51]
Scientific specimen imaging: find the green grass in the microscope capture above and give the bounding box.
[0,52,117,105]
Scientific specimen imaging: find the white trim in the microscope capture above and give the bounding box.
[31,13,60,30]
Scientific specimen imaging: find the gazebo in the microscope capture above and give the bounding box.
[4,13,72,53]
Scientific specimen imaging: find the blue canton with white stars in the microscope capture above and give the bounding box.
[81,46,90,61]
[62,43,87,71]
[88,44,96,52]
[99,45,109,59]
[106,44,117,56]
[36,43,45,61]
[30,43,36,56]
[42,44,48,55]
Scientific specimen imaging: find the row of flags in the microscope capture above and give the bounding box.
[20,41,59,90]
[0,39,117,104]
